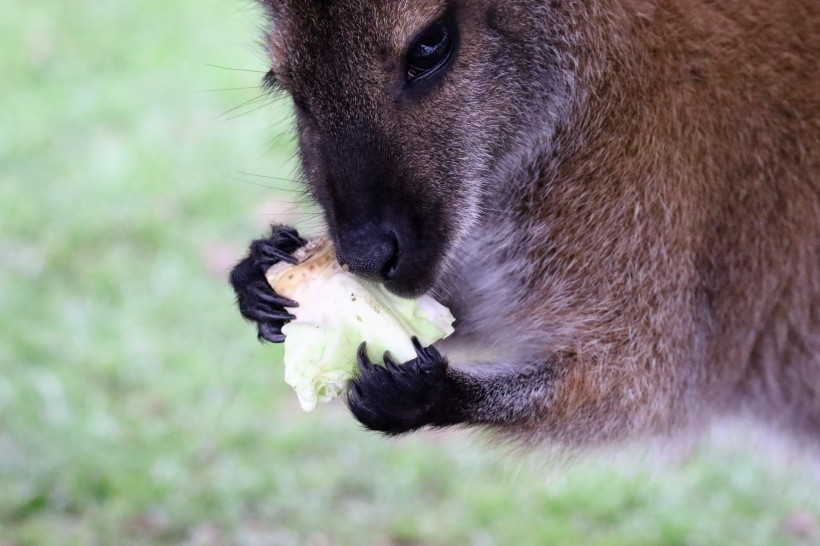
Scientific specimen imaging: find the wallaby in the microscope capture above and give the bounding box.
[229,0,820,445]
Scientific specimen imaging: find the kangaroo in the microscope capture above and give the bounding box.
[229,0,820,446]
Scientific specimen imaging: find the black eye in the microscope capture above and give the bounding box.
[405,19,455,82]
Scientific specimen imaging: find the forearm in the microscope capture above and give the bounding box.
[435,362,557,427]
[347,340,559,434]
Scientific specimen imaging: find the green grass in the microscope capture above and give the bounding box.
[1,1,818,544]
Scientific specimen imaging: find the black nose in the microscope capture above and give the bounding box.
[336,229,399,282]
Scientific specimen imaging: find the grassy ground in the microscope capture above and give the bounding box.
[1,1,818,544]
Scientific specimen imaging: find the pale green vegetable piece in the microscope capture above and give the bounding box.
[266,239,455,411]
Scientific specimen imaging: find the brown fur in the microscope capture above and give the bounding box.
[257,0,820,446]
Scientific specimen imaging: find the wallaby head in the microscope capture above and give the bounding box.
[259,0,572,297]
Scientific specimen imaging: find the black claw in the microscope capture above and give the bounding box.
[258,323,285,343]
[357,342,372,373]
[411,336,424,356]
[274,297,299,308]
[383,351,399,370]
[262,246,298,265]
[253,309,297,322]
[260,332,286,343]
[278,227,306,246]
[407,337,442,367]
[253,289,298,308]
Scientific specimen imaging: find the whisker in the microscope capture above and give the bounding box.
[229,176,306,194]
[266,110,296,130]
[198,86,263,92]
[248,199,309,206]
[217,94,274,119]
[219,99,280,122]
[260,212,321,217]
[237,171,303,186]
[205,63,268,73]
[289,212,323,222]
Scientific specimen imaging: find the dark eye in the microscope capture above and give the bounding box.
[405,19,455,82]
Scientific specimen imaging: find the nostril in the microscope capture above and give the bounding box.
[337,230,400,282]
[381,233,400,280]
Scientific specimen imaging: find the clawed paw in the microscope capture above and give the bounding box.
[347,337,451,435]
[229,225,305,343]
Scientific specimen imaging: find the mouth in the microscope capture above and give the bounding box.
[380,246,443,298]
[383,277,432,299]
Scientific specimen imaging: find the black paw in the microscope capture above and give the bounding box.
[347,337,452,435]
[229,225,306,343]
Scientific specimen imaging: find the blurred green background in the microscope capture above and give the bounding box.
[1,1,818,544]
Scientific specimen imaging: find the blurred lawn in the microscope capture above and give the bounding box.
[1,1,818,545]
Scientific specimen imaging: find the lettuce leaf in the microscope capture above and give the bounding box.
[266,239,455,411]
